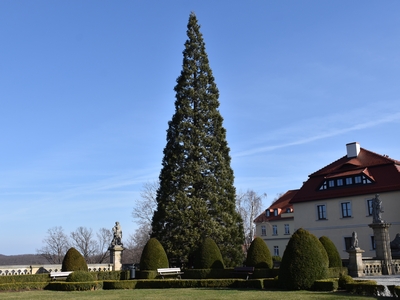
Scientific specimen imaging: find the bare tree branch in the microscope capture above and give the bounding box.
[94,227,112,263]
[36,226,70,264]
[132,181,158,227]
[70,227,98,263]
[236,190,266,251]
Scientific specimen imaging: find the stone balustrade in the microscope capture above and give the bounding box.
[363,258,400,276]
[0,263,112,276]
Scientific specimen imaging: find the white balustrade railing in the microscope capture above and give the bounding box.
[0,264,112,276]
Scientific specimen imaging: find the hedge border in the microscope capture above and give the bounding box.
[103,279,264,289]
[45,281,103,291]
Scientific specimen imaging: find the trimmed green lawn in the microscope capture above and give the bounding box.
[0,289,384,300]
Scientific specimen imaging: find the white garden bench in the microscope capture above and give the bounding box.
[157,268,184,279]
[50,271,73,280]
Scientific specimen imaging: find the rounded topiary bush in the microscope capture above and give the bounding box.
[278,228,328,290]
[66,271,94,282]
[246,237,273,269]
[319,236,342,268]
[194,237,225,269]
[140,238,169,270]
[62,247,88,272]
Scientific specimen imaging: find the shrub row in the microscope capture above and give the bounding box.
[46,281,103,291]
[0,282,49,291]
[0,274,50,284]
[137,268,278,280]
[92,270,129,281]
[103,279,266,289]
[313,279,339,291]
[346,280,385,296]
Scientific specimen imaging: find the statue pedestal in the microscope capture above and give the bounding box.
[369,222,393,275]
[109,245,124,271]
[347,248,365,277]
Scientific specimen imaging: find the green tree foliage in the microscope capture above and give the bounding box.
[246,237,273,269]
[61,247,88,272]
[278,228,328,290]
[194,237,224,269]
[319,236,342,268]
[140,238,169,270]
[151,12,244,267]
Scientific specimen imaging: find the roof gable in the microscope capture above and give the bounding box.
[291,147,400,204]
[254,190,297,223]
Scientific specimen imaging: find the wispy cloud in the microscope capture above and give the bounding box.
[233,105,400,158]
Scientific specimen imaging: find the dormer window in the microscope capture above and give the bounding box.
[274,209,278,216]
[266,210,270,217]
[319,174,373,190]
[286,208,291,213]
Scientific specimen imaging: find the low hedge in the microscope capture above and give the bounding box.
[313,279,338,291]
[346,281,385,296]
[137,270,158,279]
[181,268,275,279]
[0,274,50,284]
[46,281,103,291]
[263,278,278,289]
[103,279,264,289]
[92,270,129,281]
[0,282,49,291]
[388,285,400,297]
[182,269,232,279]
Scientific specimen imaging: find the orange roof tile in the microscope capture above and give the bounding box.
[254,189,298,223]
[290,147,400,203]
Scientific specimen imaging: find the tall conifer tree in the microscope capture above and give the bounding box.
[151,12,244,267]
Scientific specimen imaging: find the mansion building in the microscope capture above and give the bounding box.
[255,142,400,259]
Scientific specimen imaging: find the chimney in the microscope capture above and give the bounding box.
[346,142,360,158]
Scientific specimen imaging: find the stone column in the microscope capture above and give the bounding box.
[369,222,393,275]
[347,248,365,277]
[109,245,124,271]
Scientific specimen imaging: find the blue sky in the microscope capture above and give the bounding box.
[1,1,400,255]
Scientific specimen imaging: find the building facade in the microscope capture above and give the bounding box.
[255,142,400,259]
[254,190,296,257]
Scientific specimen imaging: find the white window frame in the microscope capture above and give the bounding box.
[261,225,266,236]
[274,246,279,256]
[284,224,290,235]
[367,199,373,216]
[316,204,327,220]
[341,201,352,218]
[272,225,278,236]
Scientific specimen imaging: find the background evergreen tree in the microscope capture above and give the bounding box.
[151,12,244,267]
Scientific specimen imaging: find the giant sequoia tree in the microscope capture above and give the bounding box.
[151,12,244,267]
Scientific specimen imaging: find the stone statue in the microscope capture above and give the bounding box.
[372,194,384,223]
[111,221,123,247]
[350,231,359,249]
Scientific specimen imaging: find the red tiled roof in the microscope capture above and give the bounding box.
[290,148,400,203]
[254,189,298,223]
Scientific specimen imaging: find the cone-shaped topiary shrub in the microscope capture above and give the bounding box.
[246,237,273,268]
[319,236,342,268]
[278,228,328,290]
[61,247,88,272]
[140,238,169,270]
[194,237,225,269]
